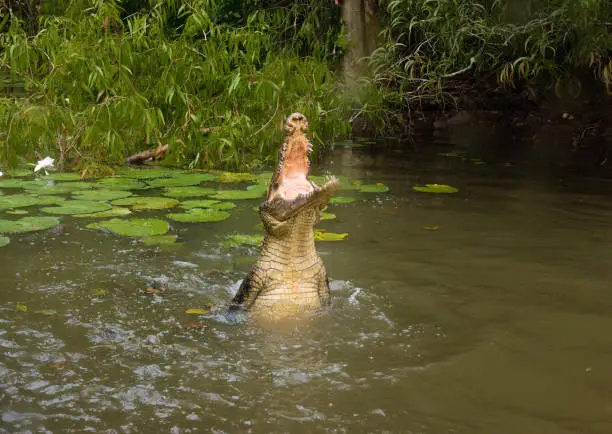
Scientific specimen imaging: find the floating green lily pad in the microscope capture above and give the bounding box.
[221,233,264,249]
[0,179,45,189]
[72,190,132,201]
[146,173,217,188]
[73,206,132,218]
[218,172,260,183]
[0,236,9,247]
[95,178,147,190]
[320,212,336,221]
[210,189,264,200]
[0,216,60,234]
[111,196,179,210]
[162,187,216,198]
[185,308,209,315]
[329,196,356,204]
[141,234,178,246]
[27,182,93,195]
[45,172,84,181]
[210,201,236,210]
[167,208,231,223]
[0,194,40,209]
[7,209,29,215]
[359,183,389,193]
[179,199,221,209]
[179,199,236,210]
[41,200,112,215]
[314,230,349,241]
[114,167,175,179]
[413,184,459,194]
[35,195,67,205]
[87,218,170,237]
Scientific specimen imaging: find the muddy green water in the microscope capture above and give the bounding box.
[2,142,612,433]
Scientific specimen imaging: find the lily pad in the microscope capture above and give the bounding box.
[72,190,132,201]
[42,200,112,215]
[87,218,170,237]
[314,230,349,241]
[0,179,45,189]
[162,187,216,198]
[412,184,459,194]
[210,201,236,210]
[114,167,175,179]
[329,196,356,205]
[180,200,236,210]
[0,194,40,210]
[185,308,209,315]
[167,208,231,223]
[359,183,389,193]
[0,216,60,234]
[146,173,217,188]
[111,196,179,210]
[27,182,93,195]
[218,172,260,183]
[221,233,264,249]
[0,236,9,247]
[73,207,132,218]
[210,189,264,200]
[320,212,336,221]
[141,234,178,246]
[45,172,84,181]
[95,178,147,190]
[35,195,67,205]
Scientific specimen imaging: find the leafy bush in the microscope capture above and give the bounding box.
[370,0,612,106]
[0,0,349,170]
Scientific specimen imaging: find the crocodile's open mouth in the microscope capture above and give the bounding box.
[275,113,314,201]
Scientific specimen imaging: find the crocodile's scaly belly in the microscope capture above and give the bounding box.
[254,257,327,311]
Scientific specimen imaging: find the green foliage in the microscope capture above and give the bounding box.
[413,184,459,194]
[167,207,231,222]
[371,0,612,105]
[86,217,170,236]
[0,0,349,171]
[111,196,179,210]
[41,200,112,214]
[0,216,60,233]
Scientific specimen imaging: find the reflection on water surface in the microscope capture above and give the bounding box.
[1,138,612,433]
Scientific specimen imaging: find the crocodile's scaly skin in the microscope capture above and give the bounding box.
[230,113,339,317]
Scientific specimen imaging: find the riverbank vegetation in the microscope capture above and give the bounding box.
[1,0,348,171]
[370,0,611,109]
[1,0,610,171]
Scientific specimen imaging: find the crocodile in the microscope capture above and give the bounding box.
[230,113,339,317]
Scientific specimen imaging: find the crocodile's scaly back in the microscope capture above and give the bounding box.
[231,113,339,318]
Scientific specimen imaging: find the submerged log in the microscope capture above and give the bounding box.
[125,144,168,165]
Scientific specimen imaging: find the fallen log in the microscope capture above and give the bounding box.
[125,144,168,165]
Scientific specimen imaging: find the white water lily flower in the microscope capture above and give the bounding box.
[34,157,55,175]
[0,171,3,177]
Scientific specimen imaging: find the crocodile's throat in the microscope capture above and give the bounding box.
[276,131,313,200]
